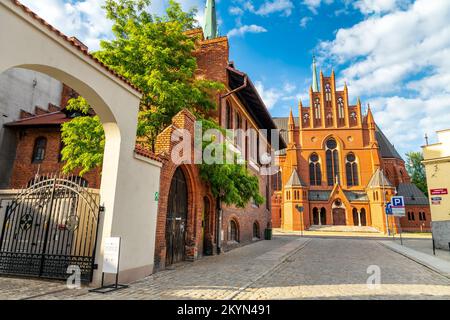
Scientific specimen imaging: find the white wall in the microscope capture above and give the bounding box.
[0,68,62,188]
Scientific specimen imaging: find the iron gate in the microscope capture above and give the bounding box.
[0,174,101,282]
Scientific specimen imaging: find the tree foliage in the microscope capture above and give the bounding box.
[96,0,223,147]
[405,151,428,196]
[60,0,264,208]
[61,97,105,176]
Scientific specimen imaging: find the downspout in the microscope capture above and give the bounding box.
[215,73,248,255]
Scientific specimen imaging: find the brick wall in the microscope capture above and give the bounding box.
[9,127,101,189]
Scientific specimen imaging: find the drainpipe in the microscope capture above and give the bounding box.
[215,73,249,255]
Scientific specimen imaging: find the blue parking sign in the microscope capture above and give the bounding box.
[391,196,406,217]
[392,196,405,207]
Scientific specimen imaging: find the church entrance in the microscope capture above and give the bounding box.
[333,208,346,226]
[166,167,188,266]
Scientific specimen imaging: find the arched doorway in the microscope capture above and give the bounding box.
[360,208,367,226]
[166,168,188,265]
[320,207,327,225]
[352,208,359,226]
[312,207,319,225]
[203,196,213,256]
[333,208,346,225]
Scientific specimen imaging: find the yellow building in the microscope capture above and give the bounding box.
[422,129,450,250]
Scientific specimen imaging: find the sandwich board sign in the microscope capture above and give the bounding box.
[391,196,406,217]
[103,237,121,274]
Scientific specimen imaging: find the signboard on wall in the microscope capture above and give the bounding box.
[431,197,442,205]
[430,188,448,195]
[103,237,121,274]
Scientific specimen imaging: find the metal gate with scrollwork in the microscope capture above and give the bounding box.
[0,174,101,283]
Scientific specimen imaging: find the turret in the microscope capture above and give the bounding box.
[203,0,218,40]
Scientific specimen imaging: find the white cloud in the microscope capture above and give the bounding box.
[302,0,334,14]
[234,0,294,17]
[255,0,294,16]
[227,24,268,37]
[318,0,450,153]
[300,16,312,28]
[255,81,284,110]
[20,0,206,51]
[353,0,409,15]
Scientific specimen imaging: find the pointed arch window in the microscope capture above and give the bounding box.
[345,153,359,186]
[225,101,233,129]
[309,153,322,186]
[325,83,332,101]
[32,137,47,163]
[337,97,345,119]
[325,138,339,186]
[314,98,321,119]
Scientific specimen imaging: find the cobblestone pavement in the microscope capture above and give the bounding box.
[235,238,450,300]
[1,236,450,300]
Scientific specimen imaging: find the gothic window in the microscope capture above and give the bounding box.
[325,83,332,101]
[326,112,333,126]
[272,171,282,191]
[228,219,239,242]
[303,113,310,124]
[235,112,242,148]
[314,98,321,120]
[309,153,322,186]
[226,101,233,129]
[345,153,359,186]
[338,97,345,119]
[325,138,339,186]
[32,137,47,163]
[350,111,357,125]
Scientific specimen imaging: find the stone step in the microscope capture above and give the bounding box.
[308,225,381,233]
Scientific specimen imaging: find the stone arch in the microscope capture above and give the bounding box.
[1,2,161,285]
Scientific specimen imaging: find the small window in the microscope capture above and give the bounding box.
[228,219,239,242]
[32,137,47,163]
[226,101,233,129]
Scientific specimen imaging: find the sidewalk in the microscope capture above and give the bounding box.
[380,240,450,278]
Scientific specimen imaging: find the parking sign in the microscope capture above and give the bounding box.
[391,196,406,217]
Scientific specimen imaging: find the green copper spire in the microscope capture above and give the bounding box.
[312,56,319,92]
[203,0,218,40]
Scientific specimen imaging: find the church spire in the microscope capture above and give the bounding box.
[203,0,218,40]
[312,56,319,92]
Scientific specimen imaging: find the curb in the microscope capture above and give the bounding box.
[378,241,450,280]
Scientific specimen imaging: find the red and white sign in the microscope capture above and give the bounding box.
[430,188,448,195]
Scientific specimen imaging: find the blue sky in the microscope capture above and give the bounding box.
[20,0,450,158]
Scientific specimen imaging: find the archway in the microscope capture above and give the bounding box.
[360,208,367,226]
[352,208,359,226]
[333,208,346,225]
[320,207,327,225]
[202,196,214,256]
[312,207,319,225]
[0,2,161,285]
[166,168,188,265]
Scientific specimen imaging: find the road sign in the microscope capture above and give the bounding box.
[385,202,393,215]
[431,188,448,195]
[391,196,406,217]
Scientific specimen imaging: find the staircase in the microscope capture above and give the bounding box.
[308,225,381,233]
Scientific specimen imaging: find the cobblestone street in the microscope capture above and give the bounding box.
[1,236,450,300]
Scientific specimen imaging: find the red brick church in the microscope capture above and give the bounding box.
[271,58,431,233]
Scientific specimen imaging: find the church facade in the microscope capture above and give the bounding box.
[272,58,431,233]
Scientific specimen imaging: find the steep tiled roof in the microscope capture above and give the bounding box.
[285,169,307,187]
[397,183,429,205]
[11,0,142,94]
[309,190,331,201]
[5,111,68,127]
[134,146,163,163]
[375,125,402,160]
[344,191,369,202]
[367,168,393,188]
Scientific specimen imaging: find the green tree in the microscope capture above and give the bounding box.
[60,0,265,208]
[60,97,105,176]
[405,151,428,196]
[95,0,223,148]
